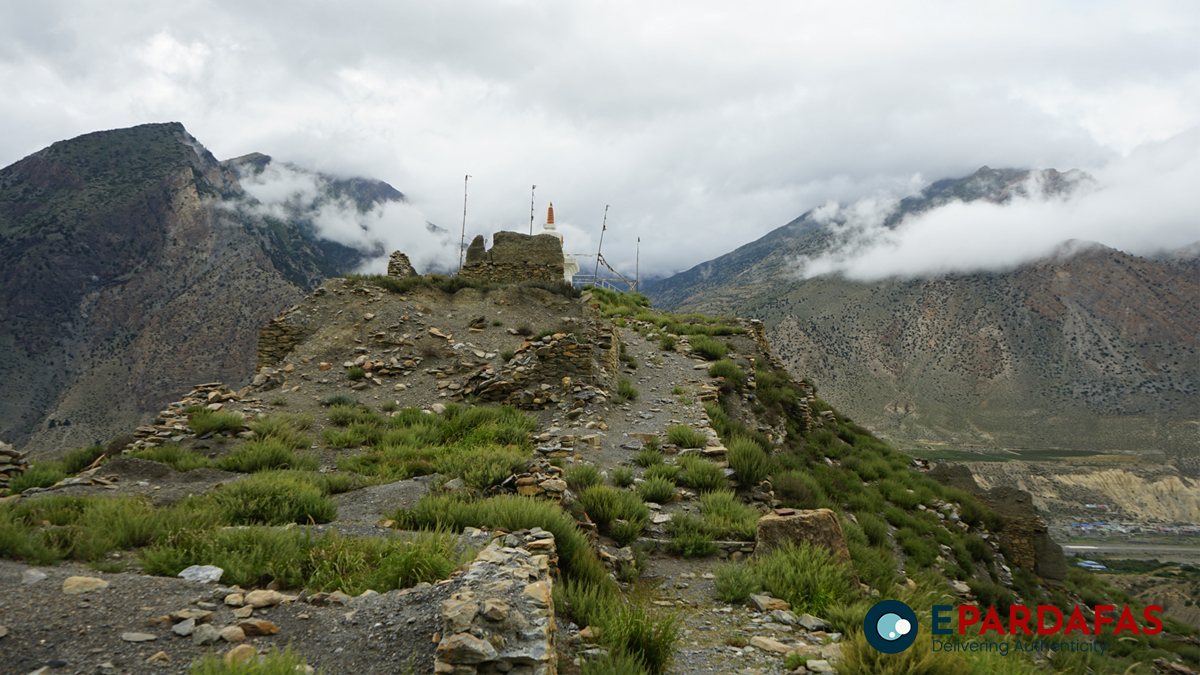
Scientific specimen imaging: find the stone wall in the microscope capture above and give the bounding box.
[459,233,565,285]
[928,464,1067,586]
[435,529,559,675]
[256,286,329,369]
[455,326,618,410]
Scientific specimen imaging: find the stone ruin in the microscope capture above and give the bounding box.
[387,251,419,278]
[458,232,566,285]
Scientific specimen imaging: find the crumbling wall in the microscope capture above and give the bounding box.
[387,251,419,278]
[458,232,565,285]
[435,529,559,675]
[456,326,618,409]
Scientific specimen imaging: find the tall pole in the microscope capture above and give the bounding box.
[529,185,536,235]
[594,205,608,281]
[635,237,640,293]
[458,175,471,272]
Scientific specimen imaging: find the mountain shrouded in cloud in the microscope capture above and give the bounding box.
[643,163,1198,455]
[0,123,438,454]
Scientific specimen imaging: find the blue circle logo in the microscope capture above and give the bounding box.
[864,600,918,653]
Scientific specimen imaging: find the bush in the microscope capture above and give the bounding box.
[727,437,770,486]
[128,445,215,472]
[346,367,366,380]
[699,490,759,540]
[837,624,968,675]
[188,410,246,436]
[690,335,730,361]
[714,562,761,603]
[7,463,67,494]
[212,474,336,525]
[565,465,603,491]
[667,425,707,448]
[611,467,635,488]
[500,350,515,362]
[393,494,609,588]
[249,415,311,449]
[633,448,663,467]
[217,439,319,473]
[578,486,651,536]
[666,514,718,557]
[637,477,676,504]
[580,648,649,675]
[61,445,106,475]
[678,457,726,492]
[603,597,682,674]
[319,394,358,407]
[752,541,856,617]
[857,512,890,547]
[188,644,316,675]
[658,335,676,351]
[707,359,745,390]
[617,377,640,402]
[610,518,646,547]
[643,463,680,484]
[774,470,829,509]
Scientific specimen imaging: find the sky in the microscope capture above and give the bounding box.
[1,0,1196,279]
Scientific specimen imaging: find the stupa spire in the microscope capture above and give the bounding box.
[546,203,555,228]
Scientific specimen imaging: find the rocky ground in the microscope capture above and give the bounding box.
[1,285,841,675]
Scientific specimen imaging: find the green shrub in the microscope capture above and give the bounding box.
[7,463,67,494]
[319,394,358,407]
[773,470,828,509]
[964,534,994,565]
[856,512,890,547]
[611,467,635,488]
[188,410,246,436]
[212,474,336,525]
[437,445,527,490]
[752,541,856,617]
[500,350,515,362]
[658,335,676,351]
[249,415,311,449]
[678,457,726,492]
[666,513,718,557]
[633,448,663,467]
[128,445,215,472]
[603,597,682,674]
[838,624,968,675]
[393,494,609,587]
[714,562,761,603]
[727,437,770,486]
[565,465,603,491]
[61,445,106,475]
[898,527,939,569]
[578,486,651,535]
[217,439,319,473]
[707,359,745,389]
[690,335,729,360]
[380,401,398,412]
[617,377,640,402]
[610,518,646,547]
[637,477,676,504]
[580,648,649,675]
[269,397,288,406]
[699,491,759,540]
[643,463,680,484]
[667,425,707,448]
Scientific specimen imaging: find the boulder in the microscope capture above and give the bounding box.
[754,508,853,569]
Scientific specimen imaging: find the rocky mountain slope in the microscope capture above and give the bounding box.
[0,123,407,456]
[644,168,1198,455]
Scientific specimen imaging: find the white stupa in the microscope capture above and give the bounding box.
[542,203,580,284]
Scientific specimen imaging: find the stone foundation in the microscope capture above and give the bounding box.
[459,232,567,285]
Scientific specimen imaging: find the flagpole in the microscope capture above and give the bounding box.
[594,205,608,281]
[529,185,536,235]
[636,237,640,293]
[458,175,471,272]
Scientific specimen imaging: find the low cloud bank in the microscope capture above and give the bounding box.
[234,161,460,275]
[791,129,1200,282]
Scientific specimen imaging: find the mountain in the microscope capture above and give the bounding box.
[0,123,408,455]
[643,168,1199,456]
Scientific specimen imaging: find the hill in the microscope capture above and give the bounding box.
[643,168,1199,457]
[0,123,408,456]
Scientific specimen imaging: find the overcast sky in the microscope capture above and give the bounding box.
[1,1,1196,278]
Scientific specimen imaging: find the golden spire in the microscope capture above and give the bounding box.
[547,203,554,225]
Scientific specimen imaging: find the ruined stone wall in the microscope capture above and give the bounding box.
[387,251,419,278]
[435,529,558,675]
[256,286,330,369]
[456,326,618,409]
[458,261,565,286]
[459,232,567,285]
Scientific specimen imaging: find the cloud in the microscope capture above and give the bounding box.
[0,1,1196,277]
[231,162,459,275]
[791,129,1200,281]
